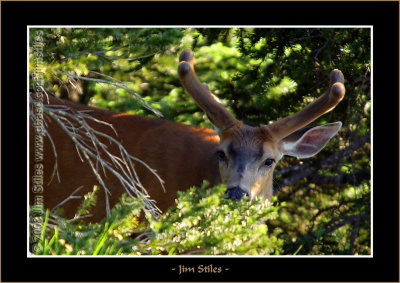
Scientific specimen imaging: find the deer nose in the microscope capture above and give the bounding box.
[226,186,250,201]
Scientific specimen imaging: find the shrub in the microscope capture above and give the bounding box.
[30,182,283,256]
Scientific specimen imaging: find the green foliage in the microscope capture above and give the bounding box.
[29,27,371,255]
[74,185,99,218]
[144,182,282,255]
[30,184,283,255]
[29,28,184,106]
[267,182,370,255]
[31,187,144,255]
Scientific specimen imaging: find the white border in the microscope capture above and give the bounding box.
[27,25,373,258]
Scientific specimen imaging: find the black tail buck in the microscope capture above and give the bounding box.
[29,50,345,222]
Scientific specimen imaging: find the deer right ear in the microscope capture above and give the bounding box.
[280,122,342,158]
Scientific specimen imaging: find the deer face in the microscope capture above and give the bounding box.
[178,49,345,202]
[215,122,342,201]
[216,125,280,201]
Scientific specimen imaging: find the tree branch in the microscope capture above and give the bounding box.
[274,132,370,192]
[311,169,370,185]
[63,72,163,117]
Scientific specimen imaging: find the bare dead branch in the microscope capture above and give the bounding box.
[31,98,165,219]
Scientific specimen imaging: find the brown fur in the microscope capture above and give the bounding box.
[30,96,220,222]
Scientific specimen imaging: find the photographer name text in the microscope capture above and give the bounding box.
[172,264,229,275]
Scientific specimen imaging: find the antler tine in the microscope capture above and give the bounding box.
[264,69,345,141]
[178,49,239,132]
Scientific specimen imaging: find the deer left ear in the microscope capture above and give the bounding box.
[280,122,342,158]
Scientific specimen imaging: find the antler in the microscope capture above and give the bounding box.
[263,69,345,141]
[178,50,239,131]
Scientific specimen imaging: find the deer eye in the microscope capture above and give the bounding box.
[216,150,226,161]
[264,158,275,167]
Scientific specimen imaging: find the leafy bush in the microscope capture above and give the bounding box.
[30,183,283,256]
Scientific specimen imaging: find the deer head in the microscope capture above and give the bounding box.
[178,49,345,201]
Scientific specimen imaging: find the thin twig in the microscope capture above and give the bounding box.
[51,186,84,213]
[127,53,156,62]
[31,98,165,219]
[63,71,163,118]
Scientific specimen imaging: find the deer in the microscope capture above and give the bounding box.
[29,49,345,223]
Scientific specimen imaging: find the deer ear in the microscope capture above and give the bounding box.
[280,122,342,158]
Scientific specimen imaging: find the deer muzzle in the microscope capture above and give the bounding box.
[226,186,250,201]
